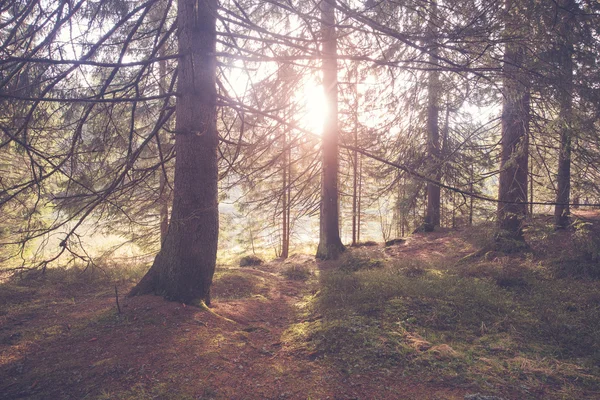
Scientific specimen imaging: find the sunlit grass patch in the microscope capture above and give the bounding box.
[281,263,312,281]
[282,316,413,372]
[7,261,149,291]
[295,248,600,395]
[211,269,268,300]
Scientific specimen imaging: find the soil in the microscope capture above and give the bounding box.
[0,243,473,399]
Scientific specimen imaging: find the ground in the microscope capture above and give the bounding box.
[1,213,600,399]
[0,262,464,399]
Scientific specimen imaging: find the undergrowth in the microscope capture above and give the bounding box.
[284,232,600,398]
[211,269,268,300]
[281,263,312,281]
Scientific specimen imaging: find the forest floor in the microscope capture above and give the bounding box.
[2,212,600,399]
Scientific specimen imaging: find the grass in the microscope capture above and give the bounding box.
[3,216,600,399]
[211,268,269,300]
[282,229,600,398]
[281,263,312,281]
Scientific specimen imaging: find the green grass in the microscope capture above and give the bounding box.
[283,249,600,398]
[211,268,268,300]
[281,263,312,281]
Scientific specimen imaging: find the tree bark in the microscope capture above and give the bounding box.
[158,34,170,245]
[316,0,344,260]
[469,164,474,226]
[351,76,359,246]
[554,0,575,229]
[281,126,290,259]
[424,1,441,232]
[529,157,534,216]
[497,0,530,241]
[130,0,219,304]
[357,156,362,243]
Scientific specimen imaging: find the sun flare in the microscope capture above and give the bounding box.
[300,83,328,136]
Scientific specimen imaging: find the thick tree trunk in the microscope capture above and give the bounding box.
[424,1,440,232]
[130,0,219,304]
[497,6,529,241]
[316,0,344,260]
[554,0,575,229]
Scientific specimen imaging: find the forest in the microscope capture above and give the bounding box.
[1,0,600,399]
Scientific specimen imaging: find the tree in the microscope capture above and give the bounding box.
[316,0,344,260]
[130,0,219,304]
[496,0,530,242]
[553,0,576,229]
[424,0,441,232]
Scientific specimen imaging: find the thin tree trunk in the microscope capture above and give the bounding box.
[497,0,530,241]
[424,0,441,232]
[469,164,474,226]
[401,184,406,236]
[529,157,534,216]
[452,185,456,229]
[316,0,344,260]
[440,103,450,229]
[130,0,219,305]
[357,155,362,243]
[352,78,359,246]
[395,174,402,237]
[352,144,358,246]
[282,126,289,258]
[554,0,575,229]
[286,144,292,255]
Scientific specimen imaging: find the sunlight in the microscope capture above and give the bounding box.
[299,83,328,136]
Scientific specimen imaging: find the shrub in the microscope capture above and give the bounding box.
[239,255,264,267]
[282,264,312,281]
[552,220,600,278]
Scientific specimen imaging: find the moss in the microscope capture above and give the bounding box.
[302,250,600,394]
[211,270,267,300]
[281,264,312,281]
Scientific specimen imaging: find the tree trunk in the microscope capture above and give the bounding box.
[282,126,290,259]
[316,0,344,260]
[469,164,474,226]
[424,1,440,232]
[554,0,575,229]
[497,1,530,241]
[529,157,534,216]
[357,155,362,243]
[351,77,359,246]
[158,37,170,245]
[130,0,219,305]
